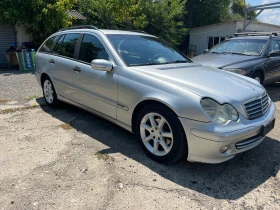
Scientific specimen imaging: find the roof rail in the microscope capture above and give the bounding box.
[59,25,98,32]
[234,32,279,37]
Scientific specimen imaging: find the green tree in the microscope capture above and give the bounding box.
[0,0,77,47]
[144,0,188,46]
[231,0,256,20]
[186,0,233,27]
[78,0,187,46]
[77,0,147,29]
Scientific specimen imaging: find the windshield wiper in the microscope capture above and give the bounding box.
[221,52,248,55]
[166,60,189,64]
[129,60,189,66]
[131,62,162,66]
[210,51,220,54]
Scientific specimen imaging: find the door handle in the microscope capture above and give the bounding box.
[49,59,55,64]
[73,66,81,72]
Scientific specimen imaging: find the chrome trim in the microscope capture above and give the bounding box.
[244,93,269,120]
[235,136,263,149]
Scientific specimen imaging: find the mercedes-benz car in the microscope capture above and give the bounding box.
[193,33,280,85]
[35,26,276,164]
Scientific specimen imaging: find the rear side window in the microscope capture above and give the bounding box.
[53,33,80,58]
[39,36,58,53]
[78,34,108,63]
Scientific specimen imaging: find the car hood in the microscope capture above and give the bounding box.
[131,63,265,104]
[192,53,261,68]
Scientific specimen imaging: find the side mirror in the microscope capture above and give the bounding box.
[91,59,113,72]
[269,50,280,57]
[204,49,209,54]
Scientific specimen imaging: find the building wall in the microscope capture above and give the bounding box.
[0,25,32,67]
[15,25,32,45]
[236,21,280,32]
[189,22,237,56]
[0,25,16,67]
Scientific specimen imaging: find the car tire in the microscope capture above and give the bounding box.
[42,77,59,107]
[136,103,188,163]
[252,71,263,85]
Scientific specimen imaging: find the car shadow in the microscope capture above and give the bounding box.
[37,99,280,200]
[0,69,35,75]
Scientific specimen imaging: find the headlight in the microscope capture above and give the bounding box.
[223,68,246,75]
[201,98,239,124]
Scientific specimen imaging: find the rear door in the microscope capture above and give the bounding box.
[71,33,118,119]
[50,33,82,99]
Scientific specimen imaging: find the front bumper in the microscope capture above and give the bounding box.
[179,102,276,164]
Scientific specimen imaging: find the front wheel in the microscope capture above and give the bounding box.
[42,77,59,107]
[252,71,263,85]
[136,104,188,163]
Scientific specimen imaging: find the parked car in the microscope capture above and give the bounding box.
[192,32,280,85]
[35,26,275,164]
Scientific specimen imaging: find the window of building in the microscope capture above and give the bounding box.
[208,36,226,49]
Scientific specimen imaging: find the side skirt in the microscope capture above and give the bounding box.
[57,95,133,133]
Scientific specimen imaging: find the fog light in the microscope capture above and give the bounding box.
[220,146,228,154]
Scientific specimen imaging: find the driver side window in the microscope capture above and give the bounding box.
[266,40,280,55]
[78,34,108,63]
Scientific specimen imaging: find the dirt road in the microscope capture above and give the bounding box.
[0,70,280,209]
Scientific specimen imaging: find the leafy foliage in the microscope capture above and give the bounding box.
[231,0,256,20]
[78,0,187,46]
[77,0,147,29]
[0,0,77,47]
[143,0,188,46]
[186,0,233,28]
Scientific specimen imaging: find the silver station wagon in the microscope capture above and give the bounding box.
[35,25,276,164]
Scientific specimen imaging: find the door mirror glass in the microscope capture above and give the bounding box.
[91,59,113,72]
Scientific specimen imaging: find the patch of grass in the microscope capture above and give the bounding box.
[95,152,110,161]
[0,99,10,103]
[60,123,74,130]
[0,105,40,114]
[26,95,39,99]
[2,108,14,114]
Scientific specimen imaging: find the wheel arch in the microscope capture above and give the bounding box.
[131,99,180,134]
[252,66,265,84]
[40,73,51,87]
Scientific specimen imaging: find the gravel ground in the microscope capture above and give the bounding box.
[0,69,280,209]
[0,70,42,103]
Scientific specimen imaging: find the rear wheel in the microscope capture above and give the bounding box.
[136,104,188,163]
[42,77,59,107]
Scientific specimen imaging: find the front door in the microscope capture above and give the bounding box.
[71,33,118,119]
[264,39,280,82]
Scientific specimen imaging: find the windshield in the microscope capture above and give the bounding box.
[210,39,268,56]
[106,34,191,66]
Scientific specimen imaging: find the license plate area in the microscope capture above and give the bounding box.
[260,118,275,137]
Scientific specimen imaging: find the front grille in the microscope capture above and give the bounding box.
[244,93,269,120]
